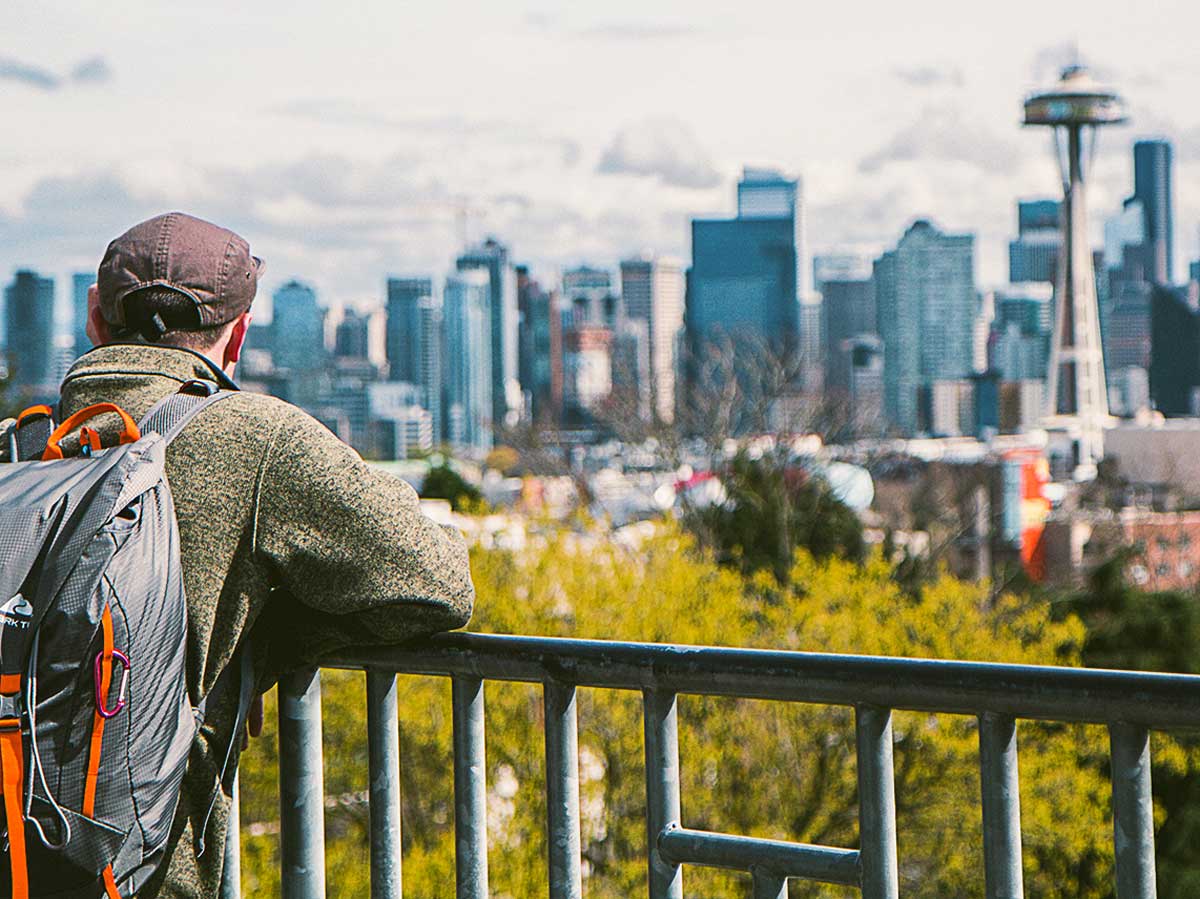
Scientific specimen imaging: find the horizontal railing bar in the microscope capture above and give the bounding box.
[325,633,1200,728]
[658,826,861,886]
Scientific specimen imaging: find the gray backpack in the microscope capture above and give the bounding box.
[0,381,250,899]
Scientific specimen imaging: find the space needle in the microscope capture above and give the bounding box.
[1024,65,1127,480]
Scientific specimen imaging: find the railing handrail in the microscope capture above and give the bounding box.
[322,631,1200,729]
[244,631,1196,899]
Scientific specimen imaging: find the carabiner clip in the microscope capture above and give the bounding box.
[94,649,131,719]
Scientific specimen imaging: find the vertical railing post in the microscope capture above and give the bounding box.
[856,705,899,899]
[1109,722,1156,899]
[979,713,1024,899]
[751,871,787,899]
[643,688,683,899]
[452,675,489,899]
[367,671,403,899]
[279,667,326,899]
[544,680,583,899]
[220,773,241,899]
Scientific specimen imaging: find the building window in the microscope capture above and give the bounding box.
[1180,562,1194,579]
[1130,564,1150,585]
[1155,563,1171,579]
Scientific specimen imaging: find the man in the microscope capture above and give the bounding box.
[8,212,475,896]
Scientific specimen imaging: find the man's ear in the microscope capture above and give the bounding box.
[86,285,113,346]
[223,311,252,371]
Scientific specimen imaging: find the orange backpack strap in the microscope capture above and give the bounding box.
[0,683,28,899]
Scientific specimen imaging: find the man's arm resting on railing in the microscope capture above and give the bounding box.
[251,408,475,669]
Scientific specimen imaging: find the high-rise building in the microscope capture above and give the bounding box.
[1150,283,1200,415]
[874,220,976,433]
[687,212,798,359]
[990,283,1053,382]
[386,278,433,383]
[334,308,372,360]
[564,325,613,420]
[620,256,684,422]
[846,335,885,436]
[686,168,810,396]
[562,266,617,328]
[457,238,519,430]
[1008,199,1062,283]
[72,273,92,359]
[516,267,561,424]
[3,270,56,391]
[443,270,493,453]
[271,281,325,372]
[821,278,875,394]
[1133,138,1174,284]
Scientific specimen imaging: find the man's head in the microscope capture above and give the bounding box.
[88,212,264,375]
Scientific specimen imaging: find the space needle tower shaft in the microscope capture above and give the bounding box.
[1024,65,1126,477]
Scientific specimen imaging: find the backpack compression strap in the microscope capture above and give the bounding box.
[0,675,28,899]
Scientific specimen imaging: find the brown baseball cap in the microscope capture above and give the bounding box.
[97,211,265,335]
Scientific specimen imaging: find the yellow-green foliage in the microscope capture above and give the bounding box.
[236,524,1114,897]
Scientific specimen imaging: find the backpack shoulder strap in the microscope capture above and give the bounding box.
[139,380,235,448]
[7,405,56,462]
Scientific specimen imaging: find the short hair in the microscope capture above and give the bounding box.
[115,288,232,351]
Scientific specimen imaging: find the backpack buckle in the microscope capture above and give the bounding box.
[94,650,131,719]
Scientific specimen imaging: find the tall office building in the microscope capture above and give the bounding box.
[516,267,561,424]
[386,277,434,383]
[1133,139,1173,284]
[874,220,976,434]
[334,308,371,360]
[562,266,617,328]
[821,278,875,394]
[847,335,885,437]
[990,284,1053,382]
[1008,199,1062,283]
[687,171,801,407]
[620,256,684,422]
[271,281,325,372]
[3,270,56,391]
[72,273,92,359]
[457,238,518,430]
[416,295,443,443]
[443,270,493,453]
[1149,284,1200,415]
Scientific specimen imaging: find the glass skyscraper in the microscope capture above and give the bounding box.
[443,269,493,453]
[1133,138,1173,284]
[457,239,518,431]
[874,220,976,433]
[4,270,56,391]
[385,277,433,384]
[271,281,325,373]
[72,273,92,360]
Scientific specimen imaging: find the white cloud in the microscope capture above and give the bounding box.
[597,119,721,189]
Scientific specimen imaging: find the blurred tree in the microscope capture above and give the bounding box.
[682,450,866,583]
[419,463,485,512]
[238,524,1114,898]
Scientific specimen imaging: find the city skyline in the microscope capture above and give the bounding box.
[4,2,1200,308]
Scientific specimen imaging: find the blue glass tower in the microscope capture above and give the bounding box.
[4,270,56,390]
[271,281,325,372]
[874,220,976,433]
[72,273,92,359]
[443,270,493,453]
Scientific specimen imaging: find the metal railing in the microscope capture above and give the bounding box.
[223,631,1200,899]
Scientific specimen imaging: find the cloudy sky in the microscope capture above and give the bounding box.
[3,0,1199,316]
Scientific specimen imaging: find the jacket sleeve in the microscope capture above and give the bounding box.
[252,408,474,662]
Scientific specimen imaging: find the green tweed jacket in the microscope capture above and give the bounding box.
[1,343,475,897]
